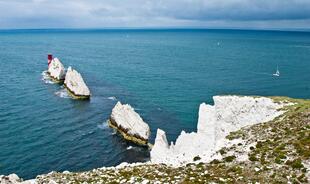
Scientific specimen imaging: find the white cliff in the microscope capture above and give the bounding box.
[47,58,66,81]
[150,95,287,166]
[64,67,90,99]
[109,102,150,144]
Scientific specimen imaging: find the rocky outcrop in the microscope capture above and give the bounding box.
[109,102,150,145]
[150,95,288,166]
[149,129,171,163]
[47,58,66,82]
[64,67,90,99]
[0,174,20,184]
[0,174,35,184]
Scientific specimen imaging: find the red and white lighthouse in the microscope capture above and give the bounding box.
[48,54,53,67]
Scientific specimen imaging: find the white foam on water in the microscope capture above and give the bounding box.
[127,146,133,150]
[87,131,95,135]
[81,131,95,136]
[55,88,71,99]
[107,96,117,101]
[41,70,55,84]
[97,122,109,130]
[293,45,310,49]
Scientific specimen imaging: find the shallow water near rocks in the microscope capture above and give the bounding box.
[0,29,310,179]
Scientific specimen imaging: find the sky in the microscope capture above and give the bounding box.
[1,0,310,30]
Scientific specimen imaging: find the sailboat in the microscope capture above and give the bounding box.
[273,66,280,77]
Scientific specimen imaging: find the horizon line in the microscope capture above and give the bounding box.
[0,27,310,33]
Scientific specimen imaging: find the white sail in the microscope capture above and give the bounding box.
[273,66,280,76]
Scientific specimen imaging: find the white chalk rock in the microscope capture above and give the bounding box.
[151,95,286,166]
[20,179,36,184]
[64,67,90,98]
[48,180,57,184]
[0,173,21,184]
[150,129,170,163]
[197,96,284,142]
[110,102,150,142]
[47,58,66,81]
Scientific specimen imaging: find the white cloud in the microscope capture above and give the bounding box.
[0,0,310,29]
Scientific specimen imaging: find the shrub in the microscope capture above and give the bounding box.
[219,149,226,155]
[193,156,201,161]
[286,158,304,169]
[256,141,263,149]
[275,157,282,164]
[210,159,221,164]
[291,159,304,169]
[249,154,258,162]
[224,155,236,162]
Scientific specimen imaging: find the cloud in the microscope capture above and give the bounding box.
[0,0,310,29]
[152,0,310,21]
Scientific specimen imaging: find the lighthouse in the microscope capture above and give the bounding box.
[48,54,53,67]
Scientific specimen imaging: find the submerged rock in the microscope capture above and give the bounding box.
[47,58,66,82]
[109,102,150,145]
[64,67,90,99]
[151,95,288,166]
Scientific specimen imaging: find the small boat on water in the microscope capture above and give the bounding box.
[273,66,280,77]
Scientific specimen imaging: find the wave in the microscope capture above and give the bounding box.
[55,88,71,99]
[97,121,109,130]
[82,130,95,136]
[126,145,144,151]
[41,70,55,84]
[107,96,117,101]
[292,45,310,49]
[248,71,273,76]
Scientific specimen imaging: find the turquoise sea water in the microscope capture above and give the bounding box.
[0,29,310,179]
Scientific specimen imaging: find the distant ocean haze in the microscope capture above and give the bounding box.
[0,29,309,179]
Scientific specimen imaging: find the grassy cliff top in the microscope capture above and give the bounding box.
[34,96,310,184]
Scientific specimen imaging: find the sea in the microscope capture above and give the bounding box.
[0,29,310,179]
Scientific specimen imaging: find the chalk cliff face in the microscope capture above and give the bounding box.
[64,67,90,99]
[151,95,286,166]
[109,102,150,145]
[47,58,66,81]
